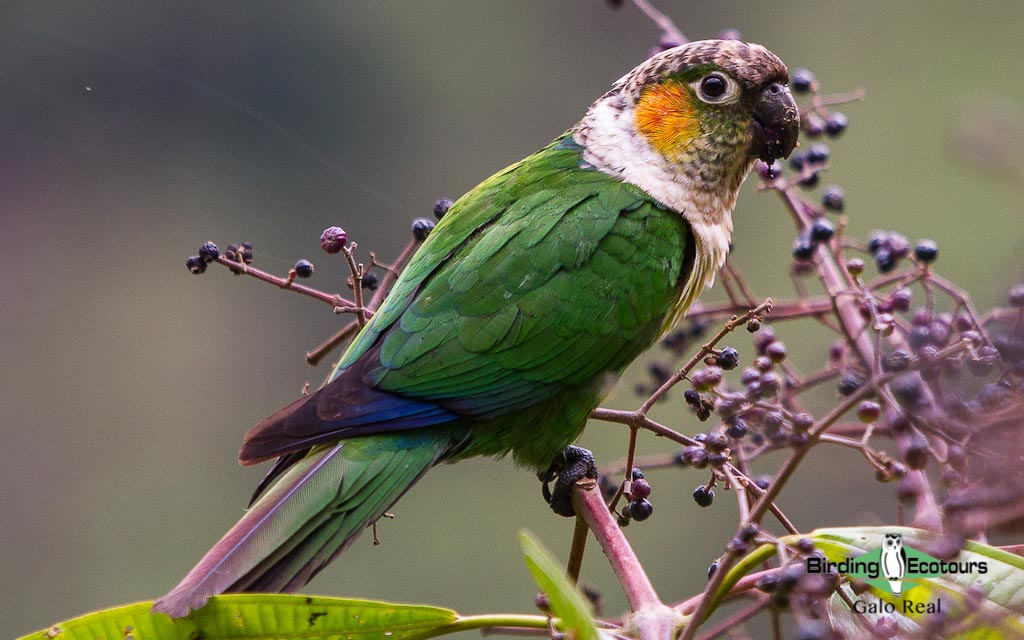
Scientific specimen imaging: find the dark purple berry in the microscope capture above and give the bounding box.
[704,432,728,452]
[874,249,896,273]
[891,287,912,312]
[718,347,740,370]
[433,197,453,219]
[806,143,830,164]
[789,152,807,171]
[726,419,749,439]
[837,372,865,396]
[738,524,759,543]
[224,243,240,261]
[198,241,219,262]
[648,362,671,383]
[798,171,820,188]
[822,185,845,211]
[905,438,929,470]
[628,498,653,521]
[791,68,814,93]
[631,467,645,480]
[186,255,206,274]
[240,242,254,264]
[882,349,910,372]
[293,259,314,278]
[825,112,848,136]
[693,486,715,507]
[792,412,814,431]
[914,239,938,263]
[680,446,709,469]
[888,233,911,258]
[803,114,825,137]
[683,388,701,406]
[866,230,886,254]
[810,218,835,243]
[361,272,379,290]
[793,233,815,260]
[412,217,436,241]
[320,226,348,254]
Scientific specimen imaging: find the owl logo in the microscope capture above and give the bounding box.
[881,533,907,596]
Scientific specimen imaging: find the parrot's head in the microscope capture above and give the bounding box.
[577,39,798,215]
[575,39,798,298]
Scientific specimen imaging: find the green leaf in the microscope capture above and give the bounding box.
[519,530,600,640]
[19,595,460,640]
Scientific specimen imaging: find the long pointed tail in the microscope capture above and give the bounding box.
[152,431,451,618]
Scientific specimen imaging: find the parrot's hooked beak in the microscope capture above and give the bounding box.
[749,82,799,163]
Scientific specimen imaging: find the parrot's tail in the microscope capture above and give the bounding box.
[152,431,453,618]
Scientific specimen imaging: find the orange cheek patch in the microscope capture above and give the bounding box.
[634,81,700,157]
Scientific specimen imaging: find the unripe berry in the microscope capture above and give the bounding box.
[857,401,881,423]
[630,478,651,500]
[765,341,787,362]
[320,226,348,254]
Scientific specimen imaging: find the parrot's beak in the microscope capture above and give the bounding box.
[750,82,799,163]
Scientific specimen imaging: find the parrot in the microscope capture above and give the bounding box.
[153,39,798,617]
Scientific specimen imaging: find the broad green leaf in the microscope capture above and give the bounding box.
[519,530,600,640]
[19,594,459,640]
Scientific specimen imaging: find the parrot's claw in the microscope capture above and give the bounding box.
[538,445,597,517]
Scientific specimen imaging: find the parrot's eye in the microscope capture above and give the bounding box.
[694,72,739,105]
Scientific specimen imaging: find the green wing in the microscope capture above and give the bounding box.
[240,136,693,463]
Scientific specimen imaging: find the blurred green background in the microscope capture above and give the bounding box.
[3,1,1022,635]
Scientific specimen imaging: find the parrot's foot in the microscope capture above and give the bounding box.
[538,445,597,517]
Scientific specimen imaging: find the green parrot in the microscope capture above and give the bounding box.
[153,39,798,617]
